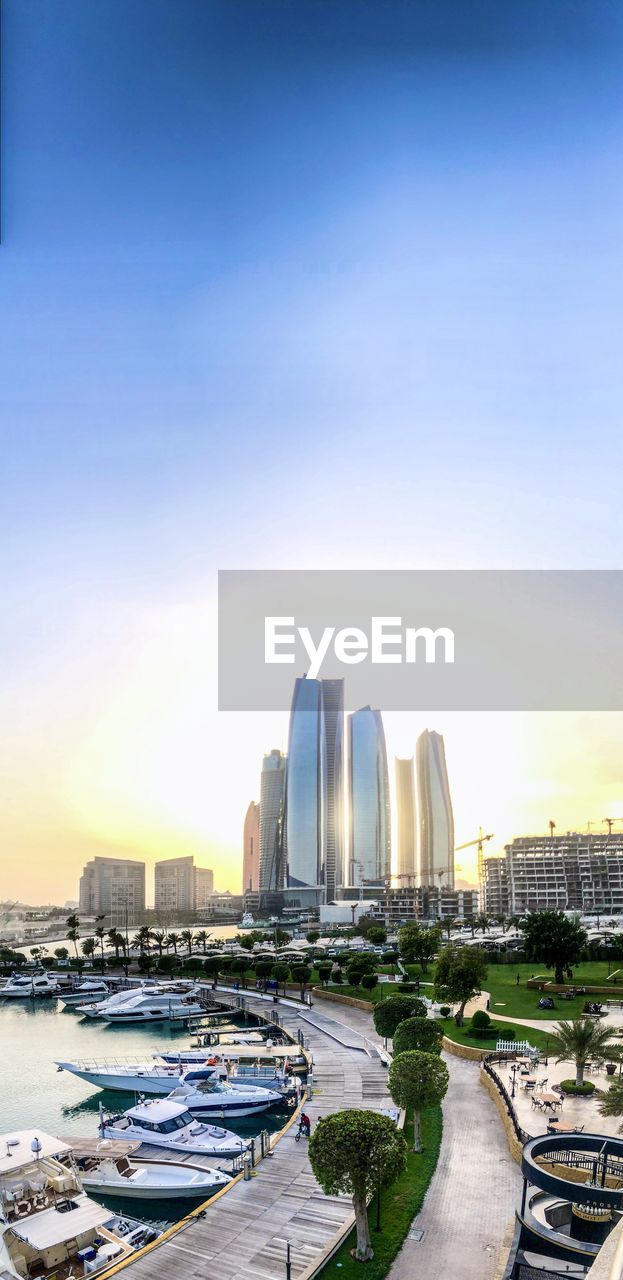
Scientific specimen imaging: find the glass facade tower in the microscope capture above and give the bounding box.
[258,749,286,891]
[321,678,344,901]
[416,729,455,888]
[395,757,417,882]
[348,706,391,886]
[284,677,326,890]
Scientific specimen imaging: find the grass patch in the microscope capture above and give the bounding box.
[318,1108,442,1279]
[439,1017,554,1054]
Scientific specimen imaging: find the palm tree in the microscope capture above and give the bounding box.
[107,929,123,959]
[66,913,80,960]
[475,913,490,935]
[599,1075,623,1130]
[180,930,194,957]
[195,930,210,954]
[166,932,180,955]
[94,916,106,973]
[550,1018,615,1087]
[150,930,167,958]
[81,938,96,962]
[136,925,152,953]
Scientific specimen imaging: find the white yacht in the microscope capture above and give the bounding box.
[57,980,110,1009]
[99,1100,249,1159]
[56,1057,288,1095]
[159,1042,308,1072]
[0,972,59,999]
[0,1129,157,1280]
[74,1143,231,1201]
[166,1076,282,1118]
[78,982,204,1022]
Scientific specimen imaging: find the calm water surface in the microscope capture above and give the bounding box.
[0,999,288,1225]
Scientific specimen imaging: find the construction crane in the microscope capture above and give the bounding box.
[548,820,556,838]
[604,818,622,835]
[455,829,494,902]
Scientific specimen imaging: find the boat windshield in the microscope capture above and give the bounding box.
[150,1111,194,1133]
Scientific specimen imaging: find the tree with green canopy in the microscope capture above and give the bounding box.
[308,1110,407,1262]
[434,945,488,1026]
[393,1017,443,1057]
[521,910,587,984]
[372,995,427,1041]
[388,1051,449,1152]
[397,923,441,973]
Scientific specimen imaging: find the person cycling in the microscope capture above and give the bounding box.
[297,1112,311,1138]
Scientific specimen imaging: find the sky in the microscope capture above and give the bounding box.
[1,0,623,904]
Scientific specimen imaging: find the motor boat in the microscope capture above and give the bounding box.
[0,1128,158,1280]
[0,972,59,999]
[57,980,110,1009]
[78,982,204,1022]
[56,1054,289,1095]
[159,1042,308,1073]
[165,1077,282,1118]
[98,1100,250,1158]
[75,1145,231,1201]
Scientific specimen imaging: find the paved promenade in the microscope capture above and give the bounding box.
[112,995,391,1280]
[387,1053,520,1280]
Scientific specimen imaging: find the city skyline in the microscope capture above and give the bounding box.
[3,1,623,904]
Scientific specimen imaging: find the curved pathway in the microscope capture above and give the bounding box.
[387,1053,520,1280]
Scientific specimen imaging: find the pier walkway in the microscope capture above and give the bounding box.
[111,995,392,1280]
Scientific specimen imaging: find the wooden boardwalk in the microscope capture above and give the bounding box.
[107,997,391,1280]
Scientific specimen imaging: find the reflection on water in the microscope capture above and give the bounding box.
[0,998,289,1225]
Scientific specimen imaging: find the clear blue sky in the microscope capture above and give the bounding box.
[2,0,623,901]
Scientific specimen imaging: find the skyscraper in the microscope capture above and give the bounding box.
[242,800,260,892]
[320,678,344,901]
[78,856,145,922]
[416,729,455,888]
[284,677,326,890]
[348,706,391,886]
[395,757,417,881]
[258,749,286,891]
[154,856,195,914]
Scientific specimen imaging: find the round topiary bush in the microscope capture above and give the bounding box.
[361,973,379,991]
[392,1017,444,1057]
[439,1006,451,1018]
[560,1079,595,1096]
[471,1010,491,1029]
[347,971,363,987]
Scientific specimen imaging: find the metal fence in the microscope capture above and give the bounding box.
[482,1052,530,1145]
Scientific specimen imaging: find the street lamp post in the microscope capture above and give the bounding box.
[285,1241,292,1280]
[510,1063,518,1098]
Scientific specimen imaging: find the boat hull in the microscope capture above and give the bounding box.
[99,1126,247,1159]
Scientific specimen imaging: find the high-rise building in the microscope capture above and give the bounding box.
[320,679,344,901]
[348,706,391,886]
[259,749,287,891]
[395,757,416,881]
[194,866,214,911]
[484,832,623,917]
[284,678,326,891]
[78,856,145,922]
[416,729,455,889]
[154,856,195,914]
[242,801,261,892]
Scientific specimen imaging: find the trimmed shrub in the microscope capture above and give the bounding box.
[471,1010,491,1029]
[347,971,363,987]
[361,973,379,991]
[439,1006,451,1018]
[560,1079,595,1096]
[466,1023,515,1041]
[393,1018,444,1057]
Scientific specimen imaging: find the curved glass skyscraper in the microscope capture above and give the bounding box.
[416,729,455,888]
[284,677,326,890]
[395,756,417,881]
[348,706,391,886]
[320,678,344,902]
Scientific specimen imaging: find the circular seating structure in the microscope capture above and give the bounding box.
[511,1132,623,1273]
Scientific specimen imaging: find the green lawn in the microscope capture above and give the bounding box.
[484,962,622,1020]
[318,1108,442,1279]
[439,1017,554,1054]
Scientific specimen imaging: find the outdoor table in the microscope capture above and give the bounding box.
[540,1092,561,1104]
[547,1119,575,1132]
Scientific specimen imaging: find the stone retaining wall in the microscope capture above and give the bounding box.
[312,987,373,1012]
[479,1066,523,1163]
[442,1035,485,1061]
